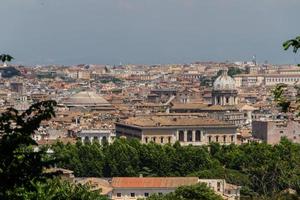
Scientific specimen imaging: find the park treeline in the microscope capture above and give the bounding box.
[51,138,300,199]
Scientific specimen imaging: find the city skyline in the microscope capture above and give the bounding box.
[1,0,299,65]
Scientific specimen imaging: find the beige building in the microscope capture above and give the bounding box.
[116,116,238,145]
[75,177,240,200]
[77,129,115,144]
[252,119,300,144]
[234,74,300,88]
[111,177,198,200]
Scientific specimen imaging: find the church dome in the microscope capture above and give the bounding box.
[63,91,111,106]
[213,70,236,91]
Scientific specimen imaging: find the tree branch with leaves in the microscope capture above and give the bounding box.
[0,54,14,67]
[283,36,300,66]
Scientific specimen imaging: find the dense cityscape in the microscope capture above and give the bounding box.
[0,57,300,199]
[1,0,300,200]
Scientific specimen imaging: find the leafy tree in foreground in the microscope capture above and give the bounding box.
[284,36,300,54]
[283,35,300,66]
[272,84,293,113]
[0,54,14,67]
[5,178,108,200]
[140,183,223,200]
[0,100,57,194]
[0,100,108,199]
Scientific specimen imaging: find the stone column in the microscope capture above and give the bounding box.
[81,137,84,144]
[192,130,196,142]
[184,130,187,142]
[230,97,233,105]
[99,137,103,145]
[89,136,93,143]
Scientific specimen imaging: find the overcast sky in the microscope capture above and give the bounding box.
[1,0,300,65]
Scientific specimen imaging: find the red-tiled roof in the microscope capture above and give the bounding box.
[112,177,198,188]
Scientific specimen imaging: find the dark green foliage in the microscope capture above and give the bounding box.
[283,36,300,53]
[53,138,300,199]
[141,183,223,200]
[52,141,104,177]
[272,84,291,113]
[100,77,123,84]
[5,178,109,200]
[0,100,57,194]
[0,54,14,63]
[227,67,245,77]
[103,138,140,176]
[0,101,108,199]
[283,36,300,66]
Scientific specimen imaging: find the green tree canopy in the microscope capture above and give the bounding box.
[141,183,223,200]
[283,36,300,53]
[0,54,14,65]
[5,178,109,200]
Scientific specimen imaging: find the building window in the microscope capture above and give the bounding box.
[168,137,172,143]
[84,136,90,144]
[223,136,226,143]
[208,136,212,143]
[160,137,164,144]
[102,136,107,144]
[145,137,148,143]
[231,135,234,142]
[187,130,193,142]
[217,97,220,104]
[217,182,221,192]
[131,193,135,197]
[179,131,184,141]
[226,97,229,104]
[195,130,201,141]
[280,131,284,134]
[158,193,163,196]
[152,137,156,143]
[117,193,121,197]
[145,193,149,197]
[216,136,219,142]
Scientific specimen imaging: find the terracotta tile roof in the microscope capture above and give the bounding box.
[112,177,198,188]
[75,178,113,194]
[123,116,231,127]
[171,103,238,111]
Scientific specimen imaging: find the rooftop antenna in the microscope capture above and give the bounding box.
[252,55,257,66]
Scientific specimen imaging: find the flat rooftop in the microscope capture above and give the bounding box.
[119,116,233,128]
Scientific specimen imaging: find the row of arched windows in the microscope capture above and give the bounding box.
[144,136,172,144]
[207,135,234,143]
[178,130,202,142]
[82,136,107,144]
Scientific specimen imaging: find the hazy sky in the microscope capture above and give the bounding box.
[1,0,300,65]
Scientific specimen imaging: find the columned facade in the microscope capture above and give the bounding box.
[212,90,238,106]
[175,129,236,145]
[77,129,115,145]
[212,69,238,106]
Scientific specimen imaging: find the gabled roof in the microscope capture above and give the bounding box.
[112,177,198,188]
